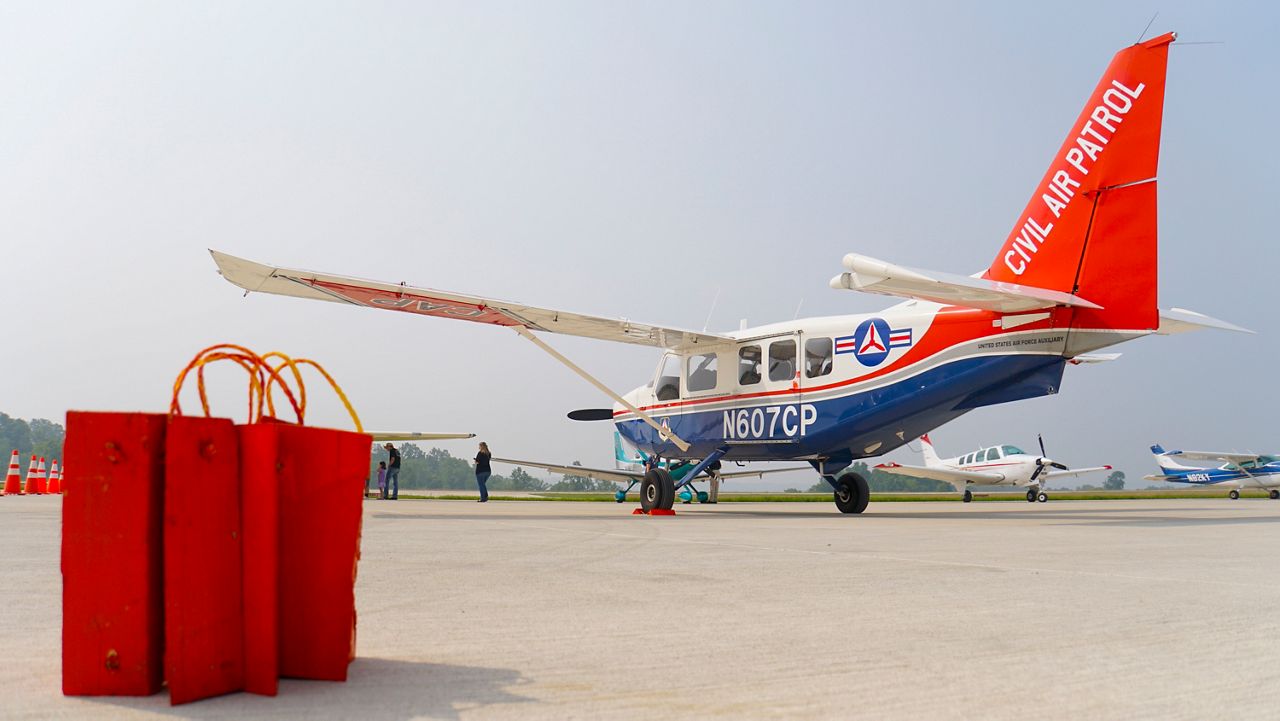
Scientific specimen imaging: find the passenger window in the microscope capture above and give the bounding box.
[985,448,999,461]
[686,353,718,393]
[655,355,681,401]
[962,454,972,465]
[738,345,762,385]
[805,337,833,378]
[768,340,796,382]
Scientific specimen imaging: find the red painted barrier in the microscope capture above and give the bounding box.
[238,422,282,697]
[276,424,370,681]
[62,412,166,697]
[163,415,245,704]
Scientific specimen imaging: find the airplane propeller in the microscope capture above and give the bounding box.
[567,408,614,421]
[1030,433,1069,482]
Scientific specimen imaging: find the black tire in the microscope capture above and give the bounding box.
[962,490,973,503]
[1037,492,1049,503]
[640,470,663,512]
[1270,490,1279,500]
[834,472,870,514]
[1228,489,1240,500]
[1026,489,1037,503]
[640,468,675,511]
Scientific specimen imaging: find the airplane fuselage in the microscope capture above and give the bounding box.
[613,301,1144,472]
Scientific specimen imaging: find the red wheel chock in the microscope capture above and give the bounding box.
[632,508,676,516]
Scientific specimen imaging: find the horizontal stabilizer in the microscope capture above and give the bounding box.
[830,253,1102,312]
[1156,307,1253,335]
[1067,353,1122,365]
[494,457,807,483]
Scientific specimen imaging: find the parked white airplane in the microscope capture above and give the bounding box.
[877,435,1112,502]
[210,31,1247,515]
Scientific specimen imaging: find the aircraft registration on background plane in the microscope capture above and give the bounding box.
[211,31,1250,515]
[876,434,1111,503]
[1145,445,1280,499]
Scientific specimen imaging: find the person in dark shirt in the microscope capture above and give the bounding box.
[383,443,401,500]
[474,442,492,503]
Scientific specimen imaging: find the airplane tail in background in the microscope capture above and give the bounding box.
[1151,444,1196,472]
[984,32,1176,333]
[919,434,943,468]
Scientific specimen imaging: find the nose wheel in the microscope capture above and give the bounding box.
[1026,489,1049,503]
[1270,490,1279,500]
[640,469,675,512]
[1228,489,1240,500]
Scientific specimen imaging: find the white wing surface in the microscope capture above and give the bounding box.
[1043,465,1113,479]
[370,432,476,442]
[875,462,1005,489]
[829,254,1102,312]
[211,251,730,350]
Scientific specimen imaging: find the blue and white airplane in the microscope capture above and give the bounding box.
[211,31,1248,515]
[1145,445,1280,500]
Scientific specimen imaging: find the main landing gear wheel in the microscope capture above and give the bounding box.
[1037,491,1049,503]
[834,472,870,514]
[1228,489,1240,500]
[640,469,675,512]
[1026,489,1037,503]
[962,490,973,503]
[1271,490,1279,500]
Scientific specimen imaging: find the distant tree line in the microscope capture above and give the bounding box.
[368,444,615,492]
[0,413,65,477]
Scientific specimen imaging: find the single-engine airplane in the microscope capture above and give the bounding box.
[211,31,1248,515]
[1145,445,1280,499]
[877,434,1111,503]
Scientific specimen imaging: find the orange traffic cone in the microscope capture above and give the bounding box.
[22,456,38,494]
[35,458,47,494]
[2,451,20,495]
[47,460,61,495]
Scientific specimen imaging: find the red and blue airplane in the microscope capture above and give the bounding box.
[211,31,1248,515]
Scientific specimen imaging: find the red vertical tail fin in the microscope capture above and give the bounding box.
[985,32,1175,330]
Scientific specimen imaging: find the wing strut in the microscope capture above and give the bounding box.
[511,327,691,452]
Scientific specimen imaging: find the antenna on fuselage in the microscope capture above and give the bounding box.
[792,298,804,320]
[702,286,722,333]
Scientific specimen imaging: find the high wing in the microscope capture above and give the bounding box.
[493,458,639,484]
[1163,450,1260,464]
[370,432,476,442]
[829,254,1102,312]
[1043,465,1112,479]
[492,458,809,484]
[211,250,729,350]
[875,462,1006,489]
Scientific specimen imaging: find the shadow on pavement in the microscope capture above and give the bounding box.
[86,658,532,720]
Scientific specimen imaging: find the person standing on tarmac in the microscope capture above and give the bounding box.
[474,441,492,503]
[383,443,401,500]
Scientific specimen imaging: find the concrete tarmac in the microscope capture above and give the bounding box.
[4,496,1280,719]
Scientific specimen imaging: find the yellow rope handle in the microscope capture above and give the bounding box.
[262,354,364,433]
[170,344,302,423]
[261,351,308,420]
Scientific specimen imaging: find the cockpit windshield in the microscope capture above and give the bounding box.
[1001,445,1025,456]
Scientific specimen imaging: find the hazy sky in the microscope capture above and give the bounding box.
[2,1,1276,489]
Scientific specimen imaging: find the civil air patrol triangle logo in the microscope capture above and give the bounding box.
[835,318,913,367]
